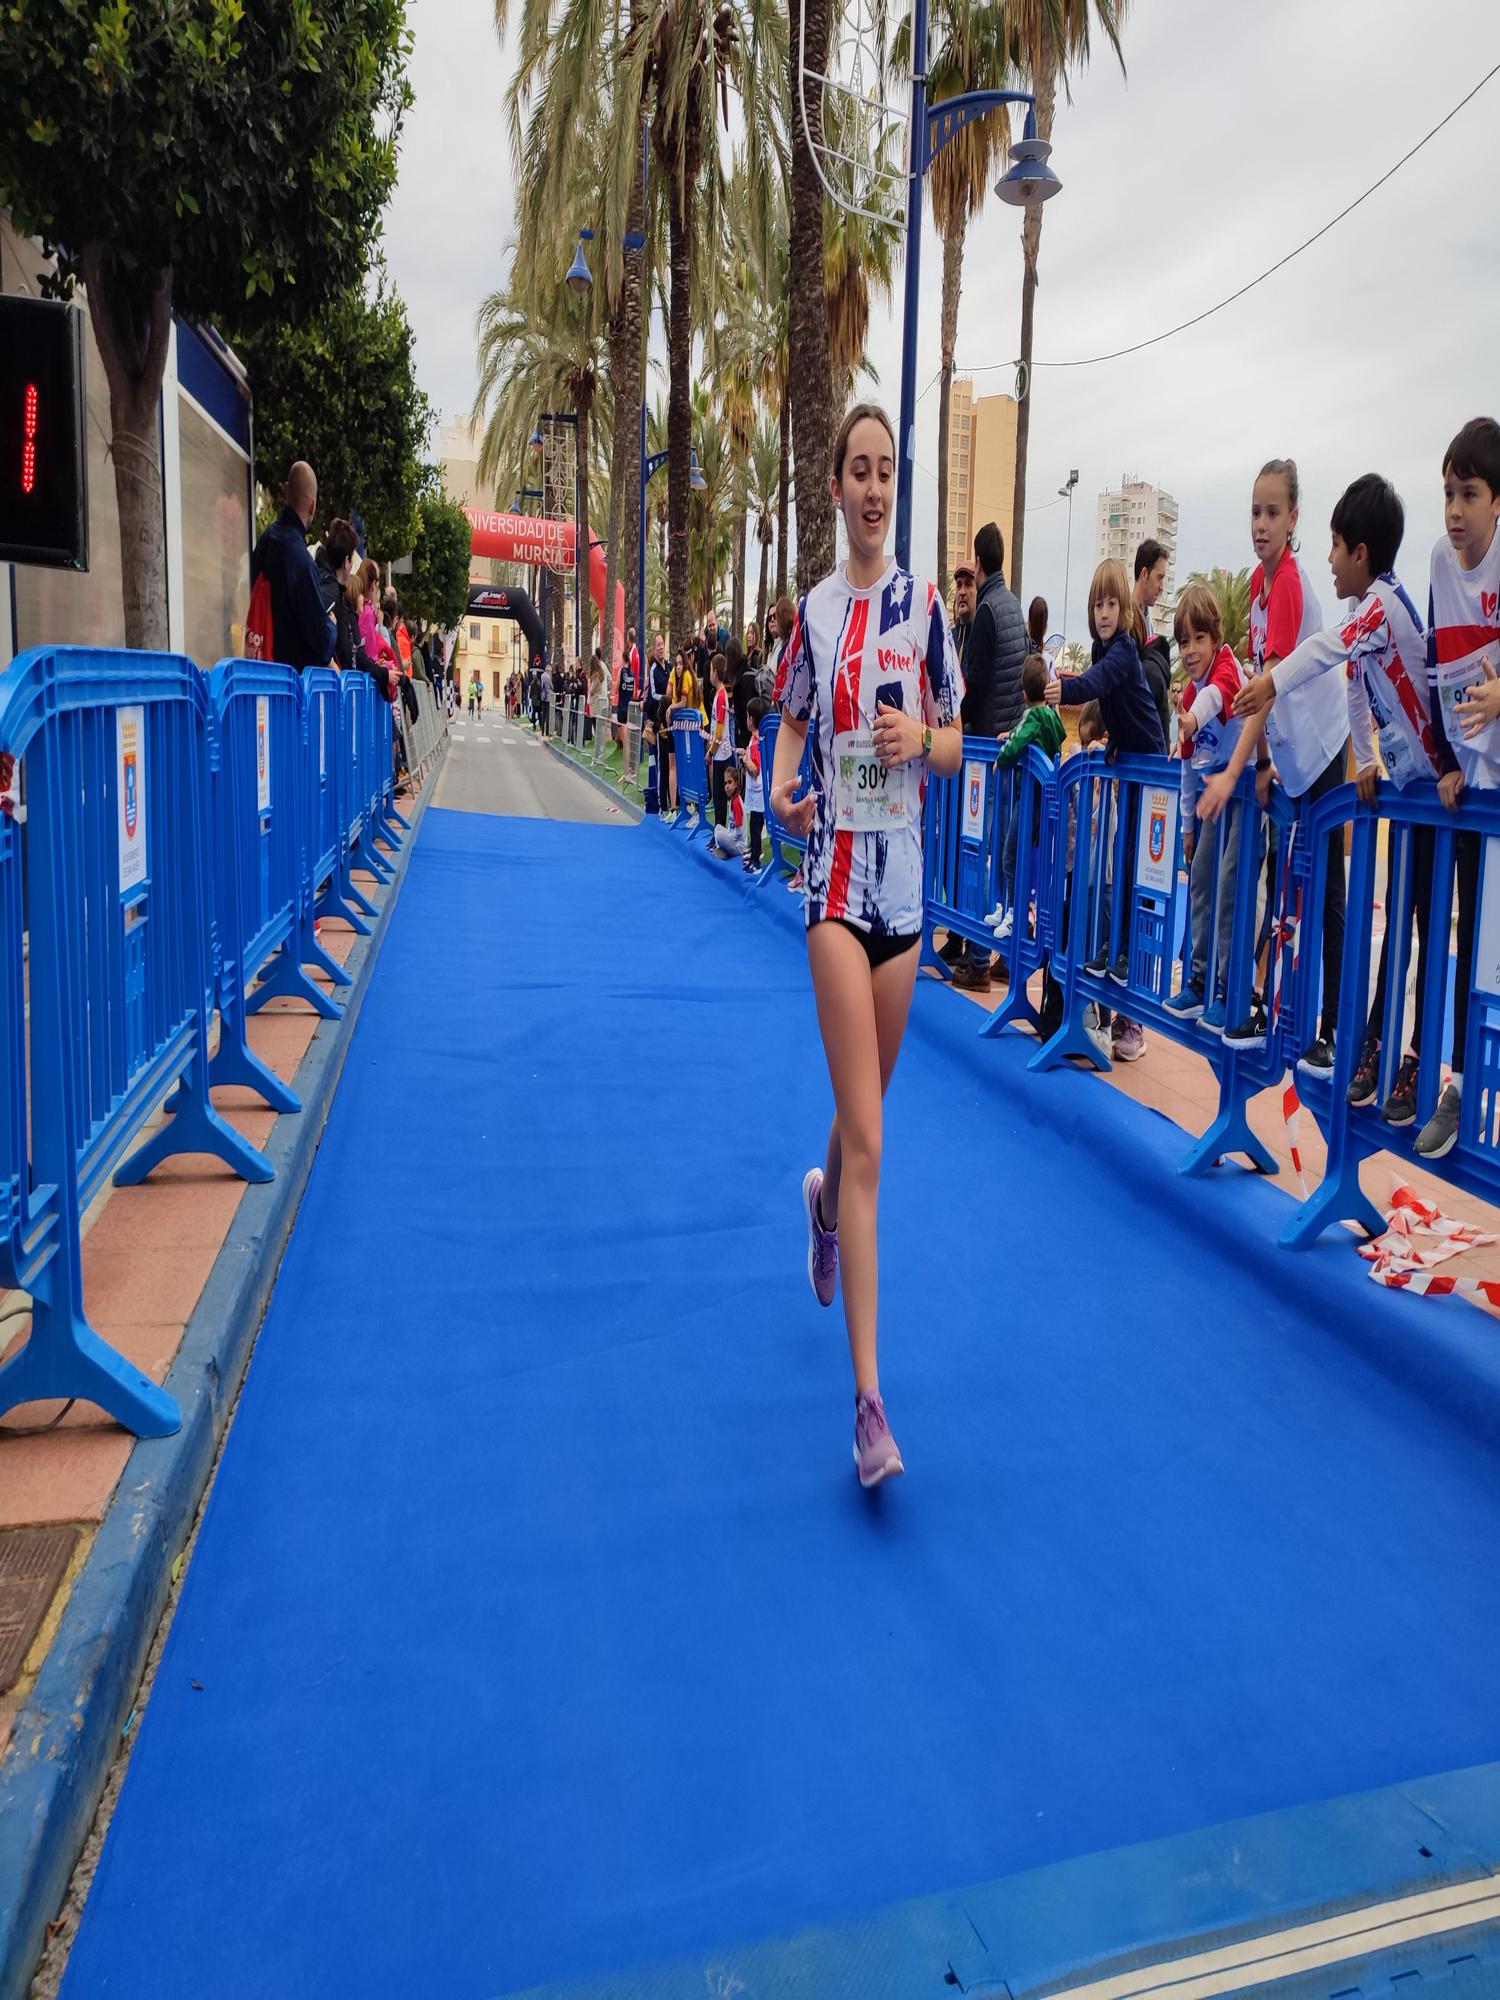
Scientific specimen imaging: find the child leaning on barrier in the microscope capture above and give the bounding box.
[1235,471,1447,1112]
[988,654,1066,940]
[741,696,767,870]
[710,761,747,858]
[1406,416,1500,1160]
[1166,583,1242,1025]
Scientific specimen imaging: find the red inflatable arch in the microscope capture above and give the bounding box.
[463,507,624,667]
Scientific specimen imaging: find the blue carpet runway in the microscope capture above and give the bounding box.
[62,807,1500,1997]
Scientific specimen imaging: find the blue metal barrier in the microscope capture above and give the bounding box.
[303,667,371,945]
[981,745,1060,1036]
[754,711,813,883]
[340,673,392,894]
[1282,781,1499,1247]
[379,686,411,836]
[920,739,1017,978]
[0,647,271,1438]
[670,709,709,839]
[206,659,339,1119]
[1036,751,1300,1177]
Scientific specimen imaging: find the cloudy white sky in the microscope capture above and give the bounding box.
[383,0,1499,643]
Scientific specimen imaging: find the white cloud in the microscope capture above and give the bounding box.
[385,0,1500,638]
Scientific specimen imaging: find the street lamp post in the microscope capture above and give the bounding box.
[1058,467,1078,664]
[639,433,705,678]
[893,14,1062,573]
[537,409,584,663]
[515,483,545,663]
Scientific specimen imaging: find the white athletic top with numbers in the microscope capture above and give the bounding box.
[775,559,963,937]
[1249,553,1347,795]
[1272,573,1435,789]
[1429,528,1500,793]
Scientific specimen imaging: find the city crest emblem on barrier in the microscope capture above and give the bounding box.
[257,718,267,785]
[968,772,982,820]
[123,751,138,839]
[1148,805,1166,864]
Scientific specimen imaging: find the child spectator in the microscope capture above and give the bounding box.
[711,762,746,858]
[706,652,735,828]
[989,654,1065,939]
[742,695,767,870]
[1236,473,1448,1104]
[1412,416,1500,1158]
[1046,557,1164,1062]
[1166,583,1242,1025]
[1198,458,1349,1050]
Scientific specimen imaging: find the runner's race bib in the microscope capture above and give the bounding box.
[834,731,905,831]
[1435,648,1500,787]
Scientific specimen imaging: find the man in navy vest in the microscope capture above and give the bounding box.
[250,461,336,670]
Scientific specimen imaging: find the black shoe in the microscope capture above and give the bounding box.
[940,934,965,965]
[1346,1035,1380,1107]
[1223,1001,1267,1051]
[1085,949,1109,976]
[1108,951,1130,986]
[1381,1052,1419,1127]
[1298,1035,1336,1078]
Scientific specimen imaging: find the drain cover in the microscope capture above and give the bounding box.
[0,1525,79,1695]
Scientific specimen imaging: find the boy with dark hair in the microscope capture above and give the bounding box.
[1237,471,1443,1092]
[1408,418,1500,1155]
[1168,583,1243,1024]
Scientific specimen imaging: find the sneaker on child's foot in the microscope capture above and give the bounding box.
[1200,998,1227,1037]
[802,1167,838,1307]
[1298,1035,1336,1078]
[1085,1009,1113,1065]
[1381,1052,1420,1127]
[1108,951,1130,986]
[1416,1082,1462,1159]
[1084,948,1109,976]
[1223,1001,1267,1050]
[1347,1035,1381,1107]
[992,909,1014,940]
[1111,1019,1146,1062]
[854,1392,903,1488]
[1164,984,1205,1021]
[982,904,1006,930]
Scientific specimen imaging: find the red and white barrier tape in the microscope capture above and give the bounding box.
[1282,1081,1309,1199]
[1360,1177,1500,1313]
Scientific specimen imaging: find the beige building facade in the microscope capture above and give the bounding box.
[1095,475,1180,603]
[944,379,1018,582]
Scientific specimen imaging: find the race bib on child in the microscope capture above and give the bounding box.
[834,731,905,830]
[1435,649,1500,788]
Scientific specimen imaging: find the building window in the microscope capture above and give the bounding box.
[469,621,481,641]
[493,671,502,699]
[489,625,500,653]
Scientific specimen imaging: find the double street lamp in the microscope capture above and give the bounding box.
[892,2,1062,571]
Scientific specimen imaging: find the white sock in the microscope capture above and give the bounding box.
[1450,1070,1463,1097]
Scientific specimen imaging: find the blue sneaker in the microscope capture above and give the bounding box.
[1200,998,1227,1036]
[1164,984,1205,1021]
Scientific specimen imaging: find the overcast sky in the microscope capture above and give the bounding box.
[383,0,1500,644]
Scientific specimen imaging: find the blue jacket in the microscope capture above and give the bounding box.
[1058,630,1166,757]
[250,507,335,670]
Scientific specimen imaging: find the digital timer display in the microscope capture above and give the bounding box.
[0,296,88,571]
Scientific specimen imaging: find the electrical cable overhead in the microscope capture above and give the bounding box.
[952,58,1500,379]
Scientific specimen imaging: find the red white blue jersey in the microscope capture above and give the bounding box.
[1272,574,1434,788]
[775,560,962,936]
[1429,528,1500,792]
[1249,554,1346,795]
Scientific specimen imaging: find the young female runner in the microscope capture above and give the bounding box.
[769,403,964,1486]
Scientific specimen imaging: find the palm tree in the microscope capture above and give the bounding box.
[747,409,780,633]
[1063,640,1090,674]
[896,0,1013,597]
[786,0,838,589]
[1186,567,1252,661]
[821,97,902,399]
[1007,0,1127,597]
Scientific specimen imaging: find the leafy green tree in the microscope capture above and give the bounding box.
[231,275,432,561]
[402,488,475,632]
[0,0,410,648]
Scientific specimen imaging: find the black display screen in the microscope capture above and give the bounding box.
[0,295,88,570]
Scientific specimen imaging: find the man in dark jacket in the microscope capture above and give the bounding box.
[251,461,335,670]
[952,522,1029,991]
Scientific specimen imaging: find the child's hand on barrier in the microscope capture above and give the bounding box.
[1255,763,1275,809]
[1196,770,1233,824]
[1181,827,1195,865]
[1438,768,1466,810]
[1454,658,1500,737]
[1355,765,1380,805]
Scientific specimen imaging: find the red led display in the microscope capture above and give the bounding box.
[21,382,38,495]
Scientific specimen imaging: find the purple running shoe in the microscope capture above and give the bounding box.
[802,1167,838,1307]
[854,1393,904,1488]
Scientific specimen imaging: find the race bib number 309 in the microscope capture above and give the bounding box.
[835,731,905,830]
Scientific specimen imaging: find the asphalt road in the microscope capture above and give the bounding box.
[431,717,625,822]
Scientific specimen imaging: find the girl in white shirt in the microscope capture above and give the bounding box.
[769,403,964,1488]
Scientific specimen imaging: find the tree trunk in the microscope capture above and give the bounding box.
[757,523,770,636]
[776,388,791,601]
[603,135,646,670]
[732,506,747,636]
[787,0,836,591]
[936,205,966,598]
[576,388,593,663]
[1009,60,1056,603]
[666,134,696,660]
[82,249,173,651]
